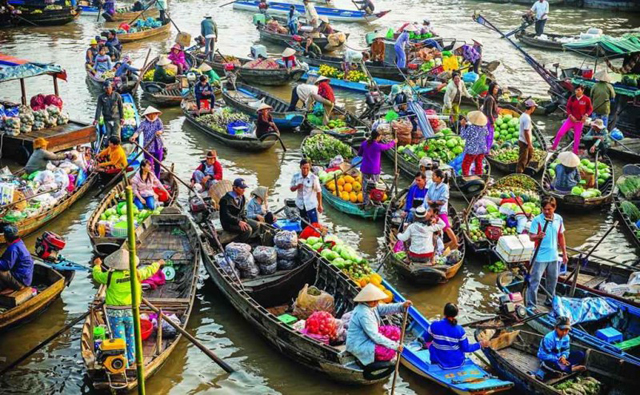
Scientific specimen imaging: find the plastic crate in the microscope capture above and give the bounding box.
[596,327,623,344]
[274,219,302,232]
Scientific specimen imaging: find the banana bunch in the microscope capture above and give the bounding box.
[345,70,368,82]
[143,70,155,81]
[318,64,339,78]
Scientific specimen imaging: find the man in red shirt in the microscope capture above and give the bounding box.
[314,76,335,125]
[551,85,593,154]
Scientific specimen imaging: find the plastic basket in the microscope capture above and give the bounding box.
[111,221,129,238]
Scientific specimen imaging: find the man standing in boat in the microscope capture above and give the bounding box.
[290,159,323,224]
[0,225,33,292]
[530,0,549,37]
[94,82,124,140]
[201,14,218,62]
[303,0,319,28]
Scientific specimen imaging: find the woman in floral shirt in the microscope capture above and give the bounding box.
[459,111,489,176]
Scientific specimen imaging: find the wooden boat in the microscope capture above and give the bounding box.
[384,189,466,285]
[257,24,349,52]
[476,328,635,395]
[181,99,280,152]
[199,224,396,384]
[139,54,205,107]
[614,165,640,249]
[383,281,514,393]
[499,271,640,369]
[222,83,306,129]
[81,210,201,391]
[462,174,544,255]
[558,255,640,308]
[300,54,409,81]
[609,137,640,163]
[0,168,98,245]
[486,107,549,175]
[515,30,572,51]
[541,152,614,210]
[87,169,179,257]
[202,54,305,86]
[0,262,68,332]
[101,4,158,22]
[232,0,391,23]
[4,4,81,26]
[300,66,397,94]
[85,66,139,94]
[320,165,388,220]
[117,20,171,44]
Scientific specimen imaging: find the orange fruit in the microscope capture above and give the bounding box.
[353,182,362,192]
[344,175,355,184]
[349,191,358,203]
[338,185,344,192]
[382,193,388,201]
[341,191,350,201]
[344,183,353,193]
[337,177,346,186]
[357,192,363,203]
[326,180,336,191]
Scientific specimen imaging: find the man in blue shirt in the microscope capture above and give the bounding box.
[115,55,139,85]
[423,303,489,369]
[201,14,218,62]
[402,172,428,221]
[0,225,34,291]
[536,316,585,380]
[527,196,567,309]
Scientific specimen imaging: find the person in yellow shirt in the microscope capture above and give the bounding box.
[96,136,128,173]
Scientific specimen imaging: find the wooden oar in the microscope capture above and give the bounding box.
[132,48,152,94]
[142,298,234,373]
[218,0,236,7]
[0,303,102,376]
[390,307,409,395]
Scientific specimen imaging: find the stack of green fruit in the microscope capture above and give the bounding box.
[198,108,249,134]
[302,236,372,279]
[99,201,163,230]
[491,147,546,164]
[483,261,507,273]
[400,128,464,164]
[468,228,486,242]
[502,227,518,236]
[493,114,520,146]
[301,134,354,164]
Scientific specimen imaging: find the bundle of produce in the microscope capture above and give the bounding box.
[317,118,353,134]
[549,158,612,188]
[292,284,335,319]
[617,176,640,200]
[621,201,640,222]
[553,376,601,395]
[468,74,488,97]
[19,105,34,134]
[374,325,401,361]
[99,70,116,79]
[2,116,20,136]
[483,260,507,273]
[392,119,412,146]
[197,108,250,134]
[274,230,298,270]
[304,311,338,339]
[399,128,464,164]
[274,230,298,249]
[491,147,546,164]
[253,245,278,275]
[33,109,50,130]
[143,69,155,81]
[301,134,353,164]
[226,242,259,278]
[98,202,162,236]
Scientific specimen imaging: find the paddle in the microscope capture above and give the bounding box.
[390,307,409,395]
[219,0,236,7]
[141,298,235,373]
[132,48,152,94]
[0,303,102,376]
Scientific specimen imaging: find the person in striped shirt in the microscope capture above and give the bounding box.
[422,303,489,369]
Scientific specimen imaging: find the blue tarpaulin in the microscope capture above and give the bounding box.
[552,296,619,325]
[0,53,66,83]
[408,100,434,138]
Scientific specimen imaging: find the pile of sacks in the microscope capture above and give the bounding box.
[0,95,69,136]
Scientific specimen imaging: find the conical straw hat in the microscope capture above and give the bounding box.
[354,283,388,302]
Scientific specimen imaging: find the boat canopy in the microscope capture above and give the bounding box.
[563,33,640,59]
[0,53,67,83]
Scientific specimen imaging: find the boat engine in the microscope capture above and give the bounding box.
[189,195,211,224]
[498,293,527,322]
[98,338,127,375]
[35,231,66,261]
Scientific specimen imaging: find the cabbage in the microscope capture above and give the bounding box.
[571,186,584,196]
[306,236,321,245]
[476,206,488,215]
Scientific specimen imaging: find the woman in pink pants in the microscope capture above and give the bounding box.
[551,85,593,154]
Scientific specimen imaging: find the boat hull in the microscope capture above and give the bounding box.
[232,0,390,23]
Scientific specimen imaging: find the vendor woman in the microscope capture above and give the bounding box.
[25,138,75,174]
[346,283,412,367]
[130,106,165,178]
[553,151,581,193]
[153,56,175,84]
[131,159,169,210]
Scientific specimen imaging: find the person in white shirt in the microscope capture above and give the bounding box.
[290,159,323,224]
[288,83,322,111]
[303,0,319,28]
[397,206,446,264]
[530,0,549,36]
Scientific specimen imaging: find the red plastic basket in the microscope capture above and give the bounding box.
[140,319,153,340]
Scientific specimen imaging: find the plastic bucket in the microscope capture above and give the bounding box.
[140,318,153,340]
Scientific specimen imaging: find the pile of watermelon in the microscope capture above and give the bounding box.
[493,114,520,147]
[400,128,465,164]
[305,311,338,339]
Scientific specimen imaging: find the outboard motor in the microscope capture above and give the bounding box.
[35,231,66,261]
[189,195,212,224]
[498,293,527,322]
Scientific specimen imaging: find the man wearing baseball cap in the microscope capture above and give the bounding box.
[536,316,586,380]
[517,99,538,174]
[219,178,257,242]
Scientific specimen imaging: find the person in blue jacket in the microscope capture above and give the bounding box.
[402,172,428,221]
[423,303,489,369]
[394,25,415,69]
[536,316,586,380]
[0,225,34,291]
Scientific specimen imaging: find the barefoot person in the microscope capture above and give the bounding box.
[535,316,586,380]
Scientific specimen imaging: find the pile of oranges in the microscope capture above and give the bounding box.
[357,273,394,303]
[325,174,364,203]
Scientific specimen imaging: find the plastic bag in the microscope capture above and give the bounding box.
[275,246,297,260]
[226,243,252,265]
[258,261,277,275]
[253,246,277,265]
[274,231,298,249]
[44,94,63,109]
[292,284,335,319]
[214,253,239,277]
[241,264,260,279]
[277,259,296,271]
[30,94,46,111]
[374,325,401,361]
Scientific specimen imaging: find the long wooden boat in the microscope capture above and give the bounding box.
[232,0,391,23]
[87,169,179,256]
[609,137,640,163]
[514,30,572,51]
[613,166,640,249]
[81,210,201,391]
[300,66,397,94]
[541,152,614,210]
[0,169,98,245]
[5,4,81,26]
[558,255,640,308]
[199,224,396,384]
[384,189,465,285]
[499,272,640,369]
[202,54,305,86]
[0,262,67,332]
[101,4,158,22]
[486,107,549,175]
[321,173,388,220]
[476,328,635,395]
[181,99,280,152]
[384,281,514,393]
[222,83,305,129]
[257,25,348,52]
[462,173,544,255]
[85,66,139,94]
[139,54,204,107]
[300,54,409,81]
[117,20,171,44]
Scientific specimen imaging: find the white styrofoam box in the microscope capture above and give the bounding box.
[496,235,535,263]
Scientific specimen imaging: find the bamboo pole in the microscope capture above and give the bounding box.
[126,186,146,395]
[390,307,409,395]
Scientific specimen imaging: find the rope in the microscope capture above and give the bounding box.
[604,52,640,74]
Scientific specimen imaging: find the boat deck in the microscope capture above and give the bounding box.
[497,347,539,374]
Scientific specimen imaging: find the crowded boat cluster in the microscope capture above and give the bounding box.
[1,0,640,393]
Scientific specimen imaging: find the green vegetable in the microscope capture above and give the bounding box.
[621,201,640,222]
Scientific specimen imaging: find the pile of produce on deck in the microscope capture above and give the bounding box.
[488,113,545,163]
[491,147,546,164]
[465,175,541,243]
[96,69,116,79]
[0,153,91,223]
[620,201,640,238]
[553,376,601,395]
[120,102,137,140]
[301,234,394,302]
[116,17,162,34]
[143,67,176,81]
[98,203,163,236]
[301,134,353,164]
[0,95,69,136]
[617,175,640,200]
[376,108,446,147]
[549,158,612,196]
[306,107,356,134]
[322,169,387,204]
[196,108,252,135]
[318,64,369,83]
[397,128,464,164]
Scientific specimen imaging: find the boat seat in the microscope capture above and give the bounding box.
[0,286,33,308]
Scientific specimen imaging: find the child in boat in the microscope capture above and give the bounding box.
[535,316,586,380]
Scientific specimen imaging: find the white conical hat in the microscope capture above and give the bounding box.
[354,283,388,302]
[282,47,296,57]
[142,106,162,117]
[104,248,140,271]
[256,103,273,112]
[558,151,580,168]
